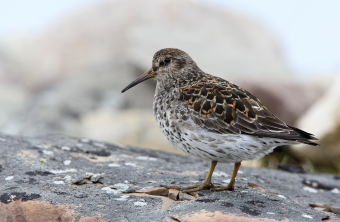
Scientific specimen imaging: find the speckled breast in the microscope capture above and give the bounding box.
[153,86,185,147]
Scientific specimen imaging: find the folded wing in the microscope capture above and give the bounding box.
[179,79,318,146]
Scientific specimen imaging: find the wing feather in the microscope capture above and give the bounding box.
[179,80,318,146]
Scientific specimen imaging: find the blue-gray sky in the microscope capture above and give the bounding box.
[0,0,339,75]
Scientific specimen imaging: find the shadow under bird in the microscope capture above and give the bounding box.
[121,48,319,193]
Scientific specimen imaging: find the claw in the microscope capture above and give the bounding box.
[211,184,234,191]
[181,183,203,190]
[181,161,241,193]
[181,181,214,193]
[181,161,217,193]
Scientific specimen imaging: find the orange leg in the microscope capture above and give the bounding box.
[212,162,241,191]
[181,161,217,193]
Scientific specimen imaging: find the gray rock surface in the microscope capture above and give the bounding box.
[0,133,339,221]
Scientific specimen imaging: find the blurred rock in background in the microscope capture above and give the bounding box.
[21,0,294,90]
[293,76,340,171]
[0,0,336,171]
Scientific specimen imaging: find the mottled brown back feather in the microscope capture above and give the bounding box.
[179,73,319,146]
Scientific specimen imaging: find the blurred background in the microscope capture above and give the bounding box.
[0,0,339,173]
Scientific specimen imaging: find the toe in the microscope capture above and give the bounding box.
[182,184,206,193]
[181,183,201,190]
[181,182,214,193]
[211,185,234,191]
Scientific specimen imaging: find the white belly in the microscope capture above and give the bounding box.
[157,114,292,163]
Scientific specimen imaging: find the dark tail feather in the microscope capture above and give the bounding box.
[288,125,320,146]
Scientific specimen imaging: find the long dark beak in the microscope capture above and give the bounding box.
[121,68,154,93]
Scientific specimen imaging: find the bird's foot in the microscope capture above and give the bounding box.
[181,181,214,193]
[211,183,234,191]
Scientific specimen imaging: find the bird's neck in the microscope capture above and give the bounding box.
[155,69,205,94]
[155,78,175,95]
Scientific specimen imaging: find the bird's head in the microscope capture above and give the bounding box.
[122,48,198,93]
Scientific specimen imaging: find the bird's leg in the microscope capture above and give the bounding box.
[212,162,241,191]
[181,161,217,193]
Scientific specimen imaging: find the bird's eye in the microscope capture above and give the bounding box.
[164,58,171,63]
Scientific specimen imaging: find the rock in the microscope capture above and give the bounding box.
[22,0,293,90]
[0,133,339,221]
[0,83,27,127]
[293,76,340,167]
[2,64,155,136]
[331,207,340,214]
[136,187,169,197]
[178,192,196,201]
[79,109,182,153]
[168,189,180,201]
[309,202,334,213]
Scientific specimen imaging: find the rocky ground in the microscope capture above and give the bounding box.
[0,133,339,222]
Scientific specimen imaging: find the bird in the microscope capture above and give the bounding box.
[121,48,319,193]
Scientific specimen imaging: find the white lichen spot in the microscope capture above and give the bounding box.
[39,158,47,163]
[241,191,248,193]
[124,180,129,184]
[34,145,50,149]
[42,150,53,156]
[138,186,154,191]
[111,183,129,192]
[302,215,313,219]
[102,187,121,195]
[61,146,71,151]
[136,156,157,161]
[63,160,71,166]
[222,179,231,184]
[125,163,136,167]
[108,164,120,167]
[93,142,106,148]
[90,174,103,182]
[5,176,13,181]
[53,181,65,185]
[50,169,77,174]
[267,212,275,215]
[85,172,93,178]
[303,186,318,193]
[0,138,6,142]
[277,195,286,199]
[116,195,130,201]
[64,175,72,183]
[213,172,229,177]
[134,202,147,207]
[80,138,90,143]
[331,188,340,194]
[102,183,129,195]
[238,171,244,174]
